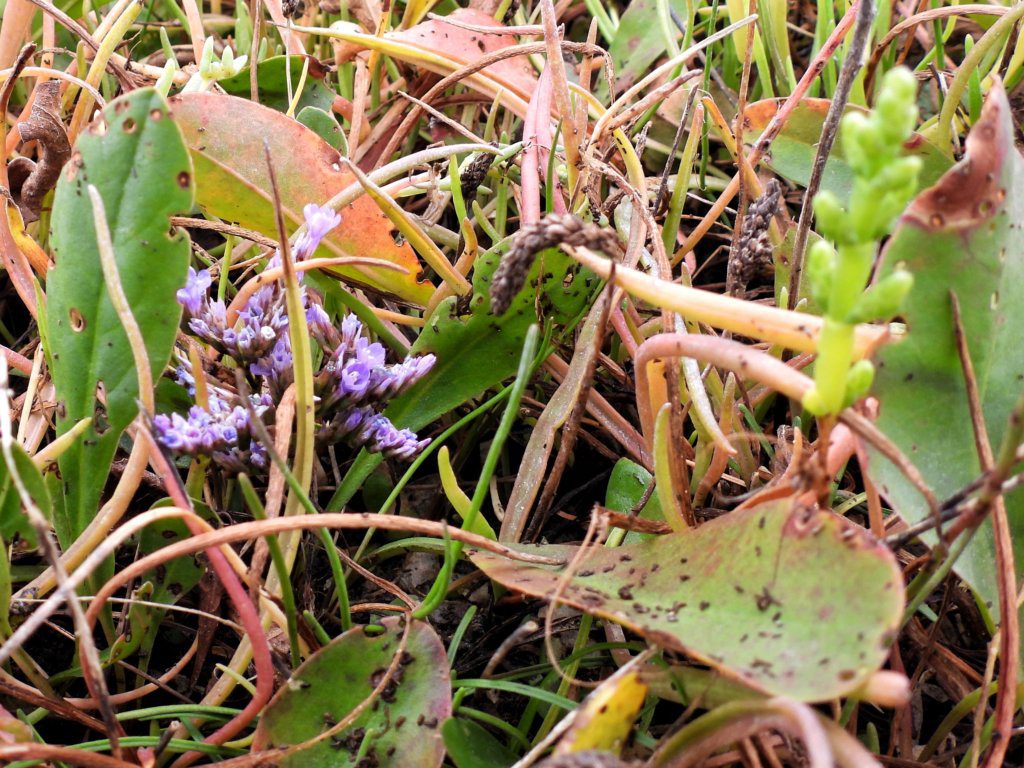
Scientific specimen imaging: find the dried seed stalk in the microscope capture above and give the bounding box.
[490,214,623,314]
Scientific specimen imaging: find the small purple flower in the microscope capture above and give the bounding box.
[333,338,386,402]
[359,414,431,459]
[294,203,342,259]
[174,365,196,396]
[306,302,332,338]
[339,314,362,350]
[153,391,271,472]
[338,358,373,401]
[369,354,436,399]
[252,336,293,380]
[177,268,212,316]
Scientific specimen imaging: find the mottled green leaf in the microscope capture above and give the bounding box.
[297,106,348,153]
[47,88,193,545]
[472,498,903,702]
[743,98,952,203]
[255,617,451,768]
[605,458,661,543]
[607,0,688,93]
[871,82,1024,629]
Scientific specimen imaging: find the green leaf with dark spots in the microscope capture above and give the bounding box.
[254,617,451,768]
[870,82,1024,639]
[47,88,194,546]
[472,498,903,702]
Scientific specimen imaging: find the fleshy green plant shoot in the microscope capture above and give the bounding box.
[802,68,922,416]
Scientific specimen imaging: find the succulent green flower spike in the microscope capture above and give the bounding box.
[181,37,249,94]
[802,67,922,416]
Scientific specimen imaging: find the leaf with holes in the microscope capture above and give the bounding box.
[169,92,431,305]
[742,98,951,204]
[472,498,903,702]
[47,88,193,547]
[254,617,451,768]
[870,82,1024,641]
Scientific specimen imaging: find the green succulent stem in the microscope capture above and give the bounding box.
[802,67,921,416]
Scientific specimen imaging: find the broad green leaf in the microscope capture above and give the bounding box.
[871,82,1024,631]
[388,243,591,431]
[48,88,194,546]
[254,617,451,768]
[297,106,348,153]
[605,458,662,543]
[607,0,688,93]
[169,92,432,305]
[472,498,903,702]
[220,55,335,114]
[441,718,516,768]
[743,98,952,203]
[327,238,593,511]
[119,514,205,671]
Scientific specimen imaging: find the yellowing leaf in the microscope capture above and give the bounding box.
[4,200,48,275]
[556,668,647,756]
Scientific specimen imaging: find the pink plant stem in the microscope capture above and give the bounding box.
[521,66,567,223]
[635,334,813,449]
[610,306,639,358]
[142,432,275,767]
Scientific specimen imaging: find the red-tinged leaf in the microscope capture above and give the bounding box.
[387,9,536,101]
[169,92,432,305]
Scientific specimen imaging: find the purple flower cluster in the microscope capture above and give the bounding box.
[153,390,271,469]
[155,203,436,469]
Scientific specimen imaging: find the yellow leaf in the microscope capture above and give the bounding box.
[4,200,49,276]
[556,669,648,756]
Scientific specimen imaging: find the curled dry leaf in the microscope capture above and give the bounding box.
[9,81,72,223]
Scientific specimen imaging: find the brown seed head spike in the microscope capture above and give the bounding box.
[489,214,623,315]
[727,178,782,296]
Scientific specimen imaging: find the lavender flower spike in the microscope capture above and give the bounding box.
[177,267,212,316]
[331,407,430,459]
[294,203,342,259]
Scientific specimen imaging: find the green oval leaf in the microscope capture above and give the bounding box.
[871,82,1024,637]
[743,98,952,203]
[471,498,903,702]
[255,617,452,768]
[47,88,194,545]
